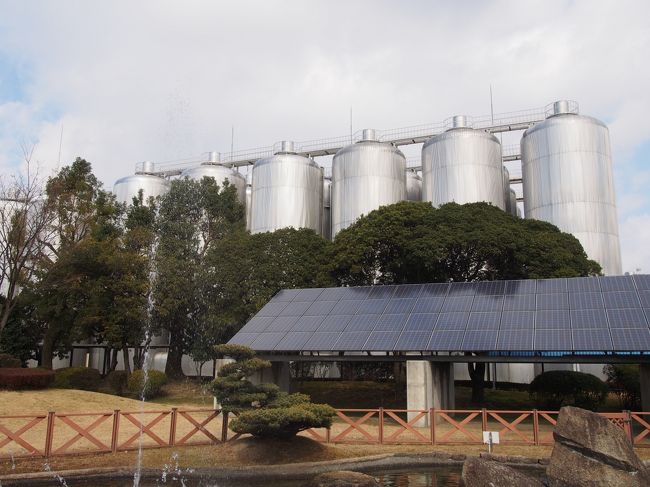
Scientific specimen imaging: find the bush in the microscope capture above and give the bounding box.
[529,370,608,410]
[0,368,55,389]
[127,369,167,399]
[0,353,21,368]
[604,364,640,410]
[53,367,102,391]
[107,370,129,395]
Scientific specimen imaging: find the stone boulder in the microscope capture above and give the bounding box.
[304,470,380,487]
[461,457,543,487]
[547,406,650,487]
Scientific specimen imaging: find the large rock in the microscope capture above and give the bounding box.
[461,457,543,487]
[547,406,650,487]
[304,470,380,487]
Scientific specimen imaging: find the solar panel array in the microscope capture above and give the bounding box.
[228,275,650,353]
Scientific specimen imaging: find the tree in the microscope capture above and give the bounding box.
[203,227,334,339]
[152,177,244,378]
[604,364,641,410]
[330,201,601,404]
[211,344,334,439]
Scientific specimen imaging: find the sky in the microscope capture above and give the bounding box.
[0,0,649,274]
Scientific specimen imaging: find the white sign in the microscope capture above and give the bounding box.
[483,431,500,444]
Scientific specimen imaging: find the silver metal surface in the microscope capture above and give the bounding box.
[521,106,622,275]
[250,144,323,234]
[421,127,505,210]
[322,178,332,241]
[113,173,170,204]
[502,167,511,214]
[406,170,422,202]
[331,137,407,236]
[508,189,517,217]
[452,115,468,128]
[180,163,246,203]
[245,171,252,232]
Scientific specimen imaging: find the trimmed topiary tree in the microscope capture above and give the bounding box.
[530,370,608,411]
[211,344,335,439]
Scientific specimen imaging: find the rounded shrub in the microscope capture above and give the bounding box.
[0,353,21,368]
[53,367,102,391]
[107,370,129,395]
[127,369,167,399]
[0,368,54,389]
[529,370,608,410]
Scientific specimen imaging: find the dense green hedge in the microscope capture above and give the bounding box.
[107,370,129,395]
[53,367,102,391]
[0,368,55,389]
[127,369,167,399]
[529,370,608,410]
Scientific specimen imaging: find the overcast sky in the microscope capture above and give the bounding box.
[1,0,649,274]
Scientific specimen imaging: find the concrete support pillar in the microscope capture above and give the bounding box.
[406,361,455,426]
[641,364,650,412]
[248,361,291,393]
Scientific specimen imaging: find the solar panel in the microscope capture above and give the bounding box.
[600,276,635,292]
[384,298,417,314]
[447,282,476,296]
[611,328,650,350]
[363,332,400,350]
[257,301,290,317]
[367,285,397,299]
[228,332,257,346]
[318,287,349,301]
[534,329,572,350]
[606,308,647,328]
[340,287,372,300]
[441,295,474,312]
[462,331,497,349]
[345,314,378,331]
[569,292,604,310]
[357,299,389,314]
[500,311,535,329]
[317,315,352,332]
[435,312,469,330]
[290,315,326,332]
[374,313,409,331]
[471,295,504,312]
[503,294,536,311]
[294,288,324,302]
[278,301,312,316]
[467,312,501,330]
[393,284,424,298]
[602,291,641,309]
[250,332,286,350]
[475,280,506,295]
[270,289,300,302]
[335,332,371,350]
[419,283,450,296]
[304,332,342,350]
[394,331,432,350]
[275,332,312,350]
[265,315,300,332]
[404,313,438,331]
[572,329,613,350]
[238,316,275,333]
[412,297,445,313]
[535,310,570,330]
[567,277,601,293]
[638,290,650,308]
[537,278,567,293]
[634,274,650,291]
[428,330,465,350]
[504,280,536,294]
[497,330,533,350]
[536,293,569,311]
[330,299,362,315]
[304,300,338,316]
[570,309,609,329]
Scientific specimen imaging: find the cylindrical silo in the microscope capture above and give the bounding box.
[245,171,252,232]
[508,189,518,217]
[250,141,323,234]
[180,152,246,203]
[406,169,422,202]
[113,161,170,204]
[421,116,505,210]
[322,177,332,240]
[332,129,407,236]
[502,166,511,214]
[521,100,622,275]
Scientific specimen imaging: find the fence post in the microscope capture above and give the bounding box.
[533,409,539,446]
[481,408,487,433]
[169,408,178,446]
[326,426,331,444]
[378,408,384,444]
[111,409,120,453]
[430,408,435,445]
[221,411,229,442]
[624,410,633,444]
[44,411,55,457]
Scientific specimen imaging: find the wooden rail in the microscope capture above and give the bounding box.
[0,408,647,458]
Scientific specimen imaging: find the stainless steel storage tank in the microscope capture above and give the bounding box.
[421,116,505,210]
[508,189,518,217]
[250,141,323,234]
[322,177,332,240]
[245,171,252,232]
[502,166,511,214]
[180,152,246,203]
[406,169,422,202]
[331,129,407,236]
[113,161,171,204]
[521,100,622,275]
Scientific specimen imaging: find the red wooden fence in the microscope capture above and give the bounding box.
[0,408,647,459]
